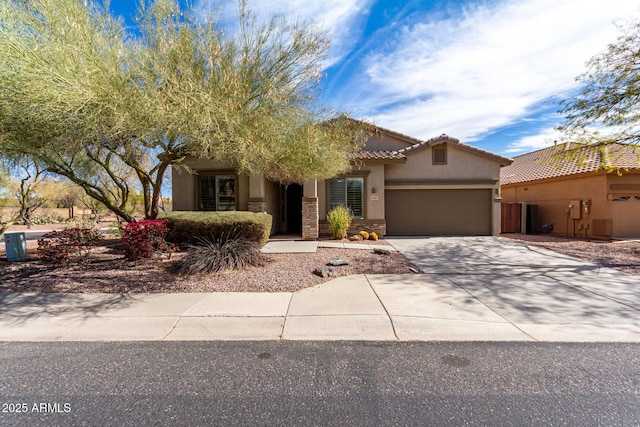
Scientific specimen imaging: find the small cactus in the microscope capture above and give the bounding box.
[359,230,370,240]
[369,232,378,241]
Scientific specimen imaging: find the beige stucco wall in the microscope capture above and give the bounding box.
[171,168,196,211]
[363,164,386,220]
[501,173,609,236]
[317,180,327,219]
[607,171,640,197]
[264,180,281,234]
[385,144,500,181]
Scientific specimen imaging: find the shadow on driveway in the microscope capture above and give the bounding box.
[386,236,640,331]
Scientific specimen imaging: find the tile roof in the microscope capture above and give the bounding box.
[500,142,640,185]
[353,150,406,161]
[344,117,512,165]
[347,118,425,145]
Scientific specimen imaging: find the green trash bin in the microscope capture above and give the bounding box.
[4,232,28,261]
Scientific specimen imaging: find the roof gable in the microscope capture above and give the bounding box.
[500,142,640,185]
[346,117,512,166]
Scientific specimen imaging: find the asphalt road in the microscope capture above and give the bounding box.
[1,341,639,426]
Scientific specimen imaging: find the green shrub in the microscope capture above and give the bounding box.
[327,205,353,239]
[159,211,272,247]
[37,228,102,265]
[170,232,266,275]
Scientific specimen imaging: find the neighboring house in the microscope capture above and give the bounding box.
[500,142,640,238]
[172,120,512,239]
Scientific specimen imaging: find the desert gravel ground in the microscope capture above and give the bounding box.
[501,233,640,275]
[0,238,418,293]
[2,232,639,293]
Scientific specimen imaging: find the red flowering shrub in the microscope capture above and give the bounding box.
[37,228,102,265]
[121,219,175,261]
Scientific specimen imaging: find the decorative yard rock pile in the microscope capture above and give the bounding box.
[312,248,392,277]
[313,256,351,278]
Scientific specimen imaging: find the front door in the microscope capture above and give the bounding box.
[284,184,303,234]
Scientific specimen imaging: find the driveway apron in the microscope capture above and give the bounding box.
[386,236,640,342]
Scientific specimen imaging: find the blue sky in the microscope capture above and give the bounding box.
[108,0,640,158]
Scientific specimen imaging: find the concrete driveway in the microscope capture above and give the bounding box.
[385,236,640,341]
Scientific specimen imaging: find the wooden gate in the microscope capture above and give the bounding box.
[501,203,522,233]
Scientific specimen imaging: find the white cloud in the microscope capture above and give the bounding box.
[353,0,640,141]
[194,0,373,66]
[505,127,562,154]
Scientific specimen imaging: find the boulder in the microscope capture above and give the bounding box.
[373,248,390,255]
[327,256,350,266]
[313,267,334,278]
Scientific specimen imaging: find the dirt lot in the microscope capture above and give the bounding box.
[501,233,640,275]
[0,237,418,293]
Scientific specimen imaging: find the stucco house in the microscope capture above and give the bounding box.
[172,120,512,239]
[500,142,640,238]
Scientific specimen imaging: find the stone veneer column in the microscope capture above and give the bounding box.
[302,180,319,240]
[302,197,319,240]
[248,174,267,213]
[247,199,267,213]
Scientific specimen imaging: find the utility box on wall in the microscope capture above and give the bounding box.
[569,200,582,219]
[4,232,28,261]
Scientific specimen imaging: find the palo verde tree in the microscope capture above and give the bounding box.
[0,155,45,235]
[0,0,363,222]
[558,19,640,146]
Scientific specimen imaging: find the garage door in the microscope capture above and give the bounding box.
[611,195,640,237]
[385,189,492,235]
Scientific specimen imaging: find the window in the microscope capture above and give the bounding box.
[198,175,236,211]
[328,177,364,219]
[612,195,630,202]
[432,145,447,165]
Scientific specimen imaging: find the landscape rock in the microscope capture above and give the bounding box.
[349,235,364,241]
[373,248,390,255]
[327,256,350,266]
[312,267,334,278]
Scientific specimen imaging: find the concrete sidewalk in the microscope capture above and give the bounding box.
[1,274,639,342]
